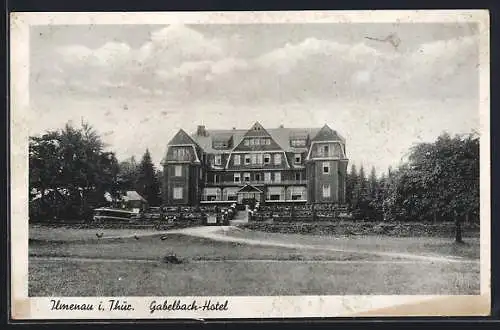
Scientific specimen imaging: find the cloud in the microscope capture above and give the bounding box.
[36,25,479,102]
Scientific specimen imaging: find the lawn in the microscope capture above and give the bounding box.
[29,234,394,262]
[29,258,479,296]
[226,228,481,259]
[28,224,481,296]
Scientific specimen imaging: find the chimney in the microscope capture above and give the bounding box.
[279,124,284,128]
[197,125,207,136]
[232,127,236,130]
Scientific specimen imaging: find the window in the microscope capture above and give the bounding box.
[175,165,182,177]
[274,172,281,183]
[323,145,329,156]
[173,148,187,160]
[264,172,271,182]
[213,141,228,149]
[234,155,241,165]
[214,155,222,166]
[270,194,280,200]
[255,173,261,182]
[323,161,330,174]
[199,168,202,179]
[255,139,260,145]
[294,153,301,164]
[250,154,257,164]
[256,154,263,164]
[274,153,282,165]
[234,173,241,183]
[206,194,217,201]
[264,154,271,164]
[213,174,220,184]
[173,187,183,199]
[244,139,250,146]
[249,139,255,146]
[245,154,251,164]
[291,187,303,200]
[291,139,306,147]
[295,172,301,181]
[244,173,251,182]
[322,184,331,198]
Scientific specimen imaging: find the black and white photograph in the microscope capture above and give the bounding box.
[10,10,490,319]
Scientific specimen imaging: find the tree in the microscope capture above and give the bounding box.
[29,121,119,221]
[135,149,161,206]
[117,156,139,192]
[380,132,479,242]
[346,164,358,210]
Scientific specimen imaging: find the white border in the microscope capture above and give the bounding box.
[10,10,491,319]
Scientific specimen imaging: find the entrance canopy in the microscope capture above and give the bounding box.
[236,184,263,194]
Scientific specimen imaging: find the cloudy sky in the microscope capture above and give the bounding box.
[29,23,479,175]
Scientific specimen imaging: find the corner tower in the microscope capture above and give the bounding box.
[305,124,348,204]
[162,129,203,206]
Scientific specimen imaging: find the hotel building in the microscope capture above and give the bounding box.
[162,122,348,206]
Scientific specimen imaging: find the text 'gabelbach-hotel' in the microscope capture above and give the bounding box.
[162,121,349,208]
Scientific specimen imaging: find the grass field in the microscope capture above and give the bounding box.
[28,225,480,296]
[30,258,478,296]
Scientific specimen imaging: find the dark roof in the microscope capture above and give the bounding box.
[311,124,343,142]
[191,125,344,153]
[168,129,200,146]
[243,122,271,137]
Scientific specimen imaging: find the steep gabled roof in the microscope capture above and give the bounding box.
[243,122,272,137]
[311,124,343,142]
[168,129,199,146]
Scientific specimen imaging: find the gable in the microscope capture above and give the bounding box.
[233,122,283,151]
[168,129,199,146]
[237,184,263,193]
[311,124,342,142]
[244,122,270,137]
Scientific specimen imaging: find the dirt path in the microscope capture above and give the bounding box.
[30,224,478,264]
[165,226,477,264]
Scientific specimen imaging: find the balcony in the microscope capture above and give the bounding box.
[205,180,308,187]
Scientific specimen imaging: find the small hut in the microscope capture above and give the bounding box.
[122,191,148,212]
[104,190,148,212]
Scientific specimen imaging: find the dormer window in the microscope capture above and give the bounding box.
[214,155,222,166]
[290,139,306,147]
[213,136,232,150]
[213,141,228,149]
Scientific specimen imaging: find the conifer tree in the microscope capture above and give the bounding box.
[135,149,161,206]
